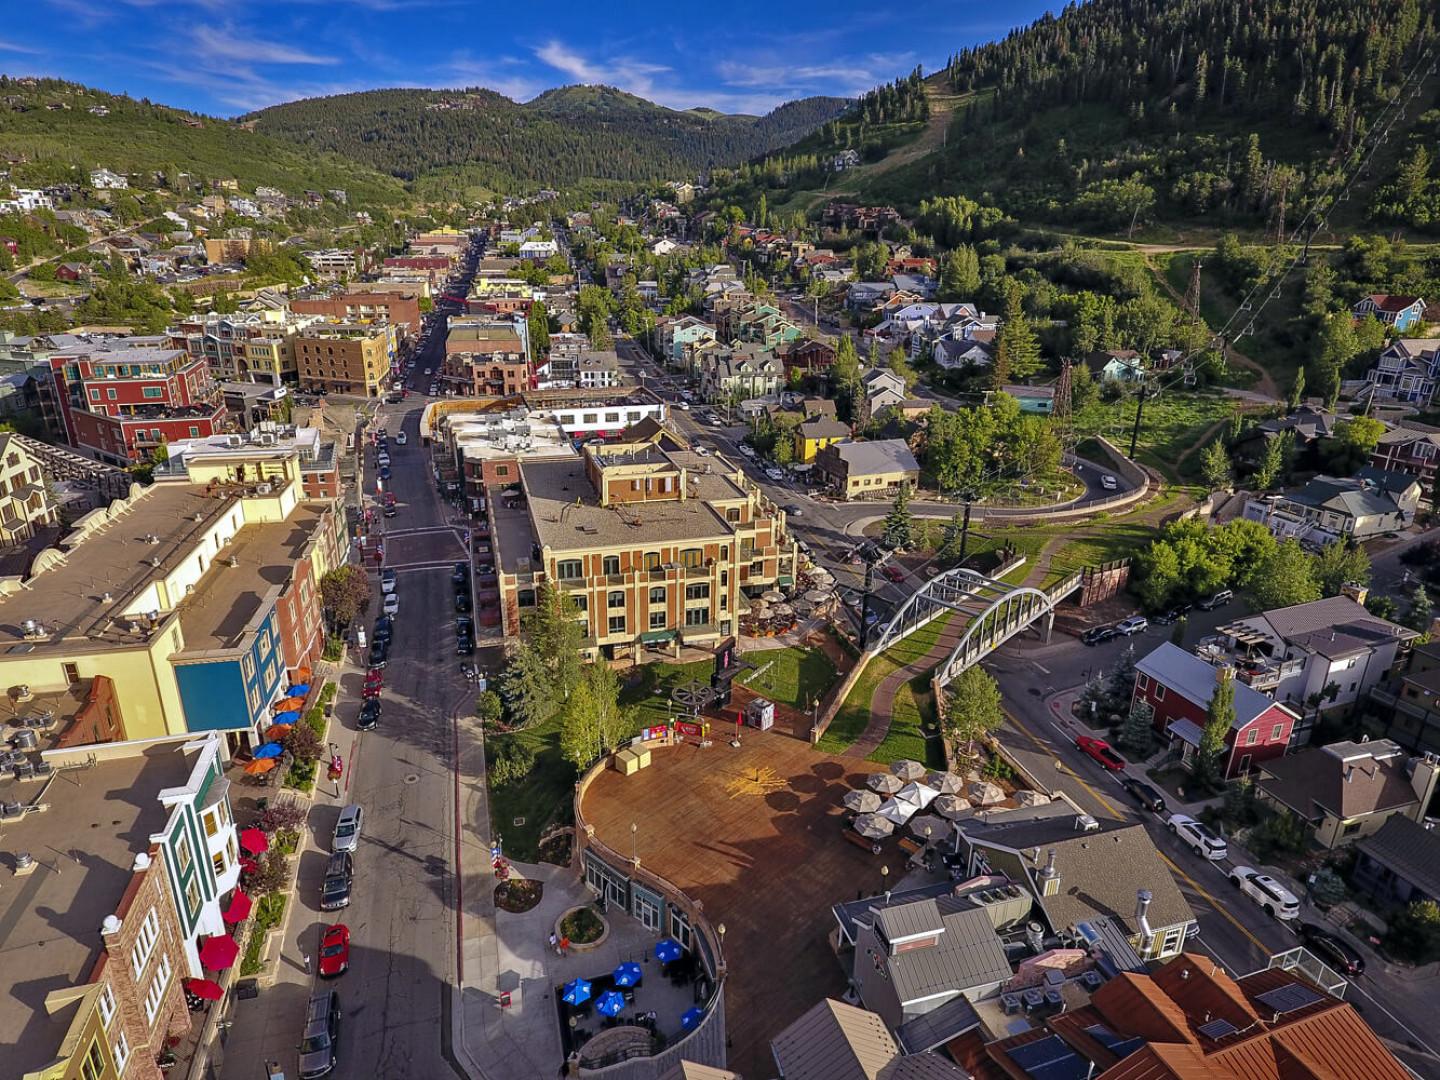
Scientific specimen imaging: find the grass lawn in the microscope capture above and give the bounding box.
[818,614,955,755]
[736,646,838,709]
[487,710,573,862]
[870,668,946,768]
[1075,394,1239,484]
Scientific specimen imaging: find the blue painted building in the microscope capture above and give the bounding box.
[173,604,286,735]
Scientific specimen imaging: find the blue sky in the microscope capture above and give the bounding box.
[1,0,1052,117]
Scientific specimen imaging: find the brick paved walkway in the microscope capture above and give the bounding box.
[846,616,964,758]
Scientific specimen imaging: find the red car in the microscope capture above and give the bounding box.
[318,924,350,977]
[882,565,906,583]
[1075,735,1126,771]
[362,669,384,699]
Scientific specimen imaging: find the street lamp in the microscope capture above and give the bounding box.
[880,864,890,903]
[631,822,639,867]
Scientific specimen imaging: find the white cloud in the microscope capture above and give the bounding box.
[0,39,41,54]
[534,40,670,100]
[444,52,546,103]
[191,25,340,67]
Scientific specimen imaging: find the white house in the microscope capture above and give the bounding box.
[0,187,52,214]
[518,238,559,259]
[89,168,129,190]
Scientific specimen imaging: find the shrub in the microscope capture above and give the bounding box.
[1385,900,1440,965]
[476,690,504,727]
[304,705,328,741]
[285,758,316,791]
[488,737,536,787]
[1249,810,1309,859]
[284,720,323,764]
[559,905,605,943]
[256,802,308,834]
[1309,867,1346,909]
[241,850,290,896]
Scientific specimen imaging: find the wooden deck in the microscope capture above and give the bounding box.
[581,730,892,1080]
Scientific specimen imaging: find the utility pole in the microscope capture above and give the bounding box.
[1128,380,1149,460]
[958,494,974,561]
[858,559,877,650]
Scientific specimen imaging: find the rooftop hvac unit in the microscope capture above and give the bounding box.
[255,483,273,495]
[225,434,244,448]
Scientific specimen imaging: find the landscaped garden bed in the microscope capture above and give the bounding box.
[495,877,544,914]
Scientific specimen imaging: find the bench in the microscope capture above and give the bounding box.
[897,836,923,856]
[841,829,882,855]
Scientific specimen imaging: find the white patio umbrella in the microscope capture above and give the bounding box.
[932,793,970,819]
[926,771,967,795]
[867,772,904,794]
[854,813,894,840]
[968,780,1006,806]
[1014,790,1051,808]
[877,796,921,825]
[761,589,785,603]
[804,589,832,604]
[908,814,948,841]
[895,780,939,808]
[843,788,882,813]
[890,759,926,782]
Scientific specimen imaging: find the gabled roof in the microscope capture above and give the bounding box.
[1359,293,1425,314]
[1356,814,1440,898]
[770,998,900,1080]
[1135,643,1286,730]
[1257,741,1418,821]
[858,900,1012,1005]
[826,439,920,476]
[799,417,850,439]
[1254,595,1412,652]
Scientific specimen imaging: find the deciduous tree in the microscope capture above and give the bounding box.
[944,666,1005,753]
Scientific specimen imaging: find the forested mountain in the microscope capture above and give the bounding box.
[0,77,407,207]
[244,87,849,194]
[731,0,1439,237]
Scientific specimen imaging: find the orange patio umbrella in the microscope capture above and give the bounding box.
[265,723,294,740]
[274,696,306,712]
[243,758,276,775]
[294,666,313,683]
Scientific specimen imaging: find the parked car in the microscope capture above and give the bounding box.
[1297,923,1365,976]
[377,465,391,483]
[737,444,754,457]
[298,990,341,1078]
[368,637,389,668]
[454,590,472,613]
[357,699,381,731]
[371,617,392,645]
[1116,615,1148,636]
[362,669,383,699]
[785,504,803,518]
[1167,813,1228,860]
[1082,625,1118,646]
[1075,735,1126,771]
[382,592,399,617]
[452,562,470,585]
[1154,603,1193,625]
[320,852,353,911]
[1197,589,1234,611]
[765,467,785,481]
[318,924,350,978]
[676,401,690,410]
[1120,777,1168,813]
[380,568,397,594]
[396,431,407,445]
[376,452,390,468]
[333,805,363,853]
[1230,866,1300,919]
[882,565,905,583]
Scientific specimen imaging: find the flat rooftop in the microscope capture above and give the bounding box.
[522,458,735,553]
[176,502,328,651]
[0,485,230,652]
[492,499,540,574]
[0,745,192,1076]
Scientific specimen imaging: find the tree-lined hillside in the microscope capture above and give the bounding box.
[244,86,849,194]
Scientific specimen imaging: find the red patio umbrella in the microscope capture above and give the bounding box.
[221,890,253,924]
[183,977,225,1001]
[239,828,269,855]
[198,934,239,971]
[238,856,259,875]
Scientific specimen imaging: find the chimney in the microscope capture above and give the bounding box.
[1135,889,1155,954]
[1038,849,1060,896]
[1340,581,1369,607]
[1344,765,1354,784]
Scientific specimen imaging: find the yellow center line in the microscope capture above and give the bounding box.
[1003,708,1266,953]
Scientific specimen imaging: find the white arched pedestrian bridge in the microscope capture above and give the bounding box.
[867,567,1083,690]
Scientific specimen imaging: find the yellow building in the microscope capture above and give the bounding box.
[793,417,850,464]
[294,322,393,397]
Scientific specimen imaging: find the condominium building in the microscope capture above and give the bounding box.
[295,322,394,398]
[290,287,422,336]
[445,321,530,395]
[0,459,342,748]
[488,431,795,658]
[3,732,240,1080]
[169,310,324,384]
[0,432,60,548]
[157,424,342,500]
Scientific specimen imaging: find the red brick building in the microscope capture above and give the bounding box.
[291,288,422,335]
[782,338,837,374]
[43,345,225,465]
[1133,642,1299,779]
[274,539,324,671]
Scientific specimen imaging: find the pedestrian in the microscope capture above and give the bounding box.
[559,935,570,957]
[302,953,311,974]
[549,932,559,956]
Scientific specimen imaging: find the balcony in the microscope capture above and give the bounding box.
[1194,642,1305,691]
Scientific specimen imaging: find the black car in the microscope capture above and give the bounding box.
[368,637,389,668]
[1298,922,1365,977]
[1082,625,1118,646]
[320,852,353,911]
[456,616,475,655]
[452,561,470,585]
[378,465,391,482]
[1120,777,1168,813]
[1154,602,1194,625]
[372,616,393,644]
[358,699,381,731]
[454,589,472,613]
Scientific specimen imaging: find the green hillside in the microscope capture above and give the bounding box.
[0,77,407,208]
[716,0,1440,241]
[243,85,849,194]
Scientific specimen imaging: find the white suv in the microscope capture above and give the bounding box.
[1167,813,1228,860]
[1230,866,1299,919]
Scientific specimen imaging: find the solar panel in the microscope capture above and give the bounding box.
[1009,1034,1092,1080]
[1084,1023,1146,1058]
[1197,1018,1240,1039]
[1256,983,1325,1014]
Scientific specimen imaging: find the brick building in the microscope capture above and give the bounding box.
[291,288,421,335]
[295,323,393,398]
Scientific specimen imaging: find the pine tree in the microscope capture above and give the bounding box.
[1119,699,1155,755]
[994,283,1041,385]
[1198,669,1236,785]
[883,481,915,550]
[1199,439,1232,491]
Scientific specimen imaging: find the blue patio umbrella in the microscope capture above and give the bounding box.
[561,978,592,1006]
[612,961,643,988]
[655,938,683,964]
[595,990,626,1018]
[252,742,285,759]
[272,710,300,724]
[681,1007,704,1031]
[287,684,310,696]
